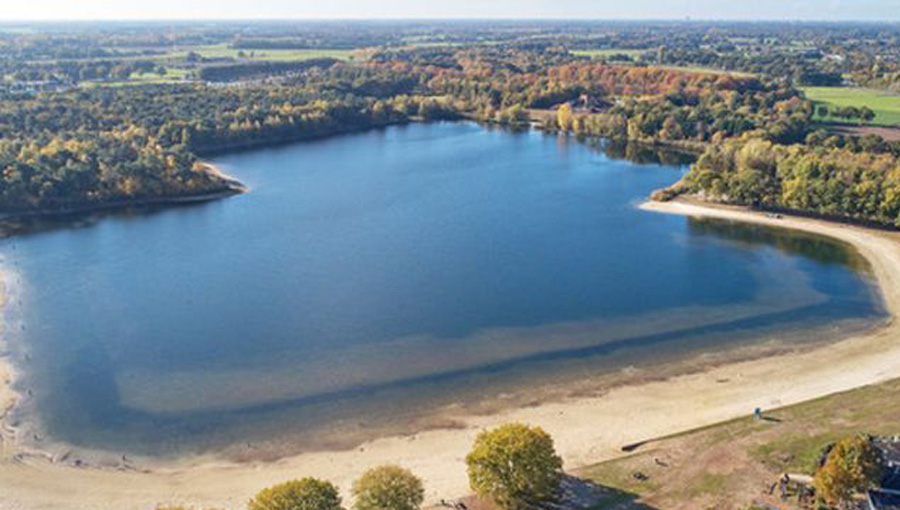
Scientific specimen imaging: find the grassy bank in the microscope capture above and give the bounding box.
[577,376,900,510]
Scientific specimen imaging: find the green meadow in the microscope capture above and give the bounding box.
[803,86,900,126]
[570,48,648,60]
[74,46,361,87]
[658,65,756,78]
[166,44,360,62]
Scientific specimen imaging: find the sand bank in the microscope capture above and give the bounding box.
[2,199,900,510]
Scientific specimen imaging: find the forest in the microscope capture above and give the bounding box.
[678,136,900,227]
[3,20,900,225]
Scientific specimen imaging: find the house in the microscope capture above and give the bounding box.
[563,94,614,114]
[868,491,900,510]
[868,438,900,510]
[2,79,71,95]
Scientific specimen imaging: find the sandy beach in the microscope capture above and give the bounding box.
[2,198,900,510]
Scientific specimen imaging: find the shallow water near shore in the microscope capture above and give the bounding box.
[0,122,887,460]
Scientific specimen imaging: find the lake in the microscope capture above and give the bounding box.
[2,122,886,459]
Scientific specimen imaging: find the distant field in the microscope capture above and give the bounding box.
[566,54,757,77]
[166,44,361,62]
[400,38,498,48]
[23,45,363,65]
[0,26,36,34]
[803,86,900,126]
[73,45,360,86]
[82,67,194,88]
[571,48,648,60]
[658,65,756,78]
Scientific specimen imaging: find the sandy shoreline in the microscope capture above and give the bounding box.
[2,199,900,510]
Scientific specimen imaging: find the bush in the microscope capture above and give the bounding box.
[352,465,425,510]
[248,478,344,510]
[465,423,563,510]
[814,435,884,507]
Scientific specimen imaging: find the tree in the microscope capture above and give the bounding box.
[465,423,563,510]
[861,106,876,122]
[814,435,884,508]
[556,103,573,132]
[248,478,344,510]
[660,116,683,140]
[352,465,424,510]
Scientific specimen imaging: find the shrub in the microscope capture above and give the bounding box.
[248,478,344,510]
[352,465,424,510]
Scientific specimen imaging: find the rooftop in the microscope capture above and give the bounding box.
[869,490,900,510]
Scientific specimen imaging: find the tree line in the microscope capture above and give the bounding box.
[0,67,463,213]
[1,45,897,220]
[152,423,886,510]
[159,423,562,510]
[674,136,900,227]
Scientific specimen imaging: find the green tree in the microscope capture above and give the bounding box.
[814,435,884,507]
[860,106,876,122]
[248,478,344,510]
[465,423,562,510]
[352,465,424,510]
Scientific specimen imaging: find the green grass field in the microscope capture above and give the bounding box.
[567,54,757,78]
[22,45,363,66]
[72,45,360,87]
[169,44,360,62]
[81,67,194,88]
[802,86,900,126]
[571,48,648,60]
[658,65,756,78]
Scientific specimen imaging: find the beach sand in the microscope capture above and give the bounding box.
[2,199,900,510]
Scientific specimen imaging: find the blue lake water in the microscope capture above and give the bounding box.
[2,122,886,458]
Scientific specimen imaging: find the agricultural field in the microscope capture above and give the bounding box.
[803,86,900,126]
[23,45,362,65]
[570,48,648,60]
[48,45,364,87]
[567,51,757,77]
[658,65,756,78]
[164,44,362,62]
[82,67,194,87]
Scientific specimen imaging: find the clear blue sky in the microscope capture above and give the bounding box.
[3,0,900,22]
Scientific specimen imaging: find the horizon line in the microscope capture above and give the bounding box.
[3,17,900,24]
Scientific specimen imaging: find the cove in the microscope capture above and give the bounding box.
[1,122,887,459]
